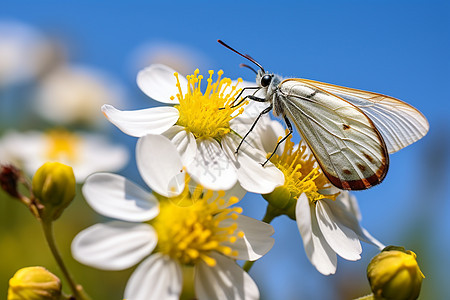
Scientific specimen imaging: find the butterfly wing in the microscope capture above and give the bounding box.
[277,79,389,190]
[298,79,429,154]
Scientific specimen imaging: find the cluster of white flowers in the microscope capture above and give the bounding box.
[71,64,384,299]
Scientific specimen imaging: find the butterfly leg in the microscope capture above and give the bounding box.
[235,104,273,154]
[230,87,261,107]
[262,116,293,166]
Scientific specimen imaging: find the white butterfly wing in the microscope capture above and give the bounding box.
[277,79,388,190]
[299,79,429,154]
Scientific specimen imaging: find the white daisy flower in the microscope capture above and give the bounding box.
[34,65,124,127]
[259,121,384,275]
[0,21,57,87]
[72,134,274,300]
[0,129,128,182]
[101,64,284,193]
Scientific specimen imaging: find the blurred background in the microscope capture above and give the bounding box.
[0,1,449,299]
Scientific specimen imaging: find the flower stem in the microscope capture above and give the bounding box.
[41,220,91,300]
[243,204,280,273]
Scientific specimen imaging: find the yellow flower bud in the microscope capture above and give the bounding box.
[32,162,76,221]
[8,266,62,300]
[367,246,424,300]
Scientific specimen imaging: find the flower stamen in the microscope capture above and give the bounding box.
[174,69,247,140]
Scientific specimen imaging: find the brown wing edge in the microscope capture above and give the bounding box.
[324,153,389,190]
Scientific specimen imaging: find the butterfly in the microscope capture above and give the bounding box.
[218,40,429,190]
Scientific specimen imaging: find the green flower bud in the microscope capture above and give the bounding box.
[263,186,297,220]
[8,266,62,300]
[32,162,76,221]
[367,246,425,300]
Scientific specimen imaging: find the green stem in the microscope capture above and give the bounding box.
[41,220,91,300]
[243,205,280,273]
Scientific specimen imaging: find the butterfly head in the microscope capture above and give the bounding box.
[256,71,273,88]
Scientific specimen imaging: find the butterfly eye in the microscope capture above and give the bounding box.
[261,74,272,87]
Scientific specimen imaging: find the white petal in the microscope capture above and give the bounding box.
[137,64,187,104]
[136,134,185,197]
[82,173,159,222]
[316,200,362,261]
[102,104,179,137]
[221,134,284,194]
[162,125,197,166]
[74,136,129,182]
[257,119,287,155]
[220,215,274,261]
[323,193,384,249]
[195,252,259,300]
[125,254,182,300]
[187,138,237,191]
[296,194,337,275]
[71,221,156,270]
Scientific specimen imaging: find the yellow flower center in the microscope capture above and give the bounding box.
[151,185,244,267]
[45,129,80,163]
[270,134,338,204]
[172,69,246,139]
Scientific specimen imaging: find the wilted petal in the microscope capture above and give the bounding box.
[316,200,362,261]
[187,138,237,191]
[220,215,274,261]
[137,64,187,104]
[82,173,159,222]
[136,134,185,197]
[102,104,179,137]
[125,254,182,300]
[195,252,259,300]
[162,125,197,166]
[296,194,337,275]
[71,221,156,270]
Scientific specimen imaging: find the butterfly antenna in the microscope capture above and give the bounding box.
[239,63,258,75]
[218,39,265,73]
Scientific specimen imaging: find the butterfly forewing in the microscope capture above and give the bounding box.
[298,79,429,154]
[277,79,389,190]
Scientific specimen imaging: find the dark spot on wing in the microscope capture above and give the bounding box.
[343,124,351,130]
[357,164,366,172]
[343,169,352,175]
[363,152,375,164]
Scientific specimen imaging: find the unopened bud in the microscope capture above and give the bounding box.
[263,186,297,220]
[0,164,22,198]
[367,246,424,300]
[8,266,62,300]
[32,162,76,221]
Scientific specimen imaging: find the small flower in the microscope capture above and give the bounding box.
[260,121,384,275]
[32,162,76,221]
[0,129,128,182]
[71,134,274,300]
[0,21,58,87]
[8,266,62,300]
[102,64,283,193]
[367,246,424,300]
[34,65,124,127]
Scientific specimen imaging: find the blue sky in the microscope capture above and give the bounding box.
[2,1,449,299]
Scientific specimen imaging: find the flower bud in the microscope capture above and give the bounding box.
[263,186,297,220]
[8,266,62,300]
[367,246,424,300]
[32,162,76,221]
[0,164,22,199]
